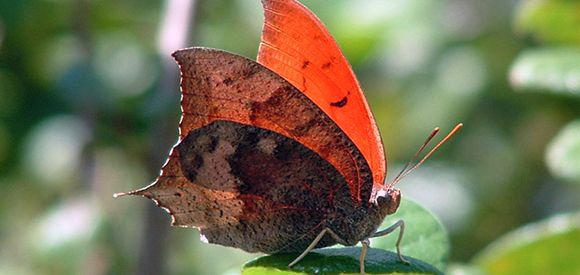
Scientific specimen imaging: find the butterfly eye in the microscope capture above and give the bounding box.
[375,189,401,215]
[376,195,389,206]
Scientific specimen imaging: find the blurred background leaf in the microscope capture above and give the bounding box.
[546,119,580,183]
[473,212,580,275]
[0,0,579,274]
[514,0,580,44]
[509,47,580,95]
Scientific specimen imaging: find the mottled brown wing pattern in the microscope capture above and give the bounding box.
[174,48,370,203]
[126,48,375,253]
[175,120,356,253]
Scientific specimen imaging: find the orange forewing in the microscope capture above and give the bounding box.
[258,0,386,186]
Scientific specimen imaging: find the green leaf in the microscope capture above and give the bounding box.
[509,47,580,96]
[514,0,580,44]
[546,119,580,183]
[242,198,448,274]
[242,248,442,275]
[372,198,450,271]
[472,212,580,275]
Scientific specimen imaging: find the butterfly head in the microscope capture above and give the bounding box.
[370,185,401,215]
[368,123,463,215]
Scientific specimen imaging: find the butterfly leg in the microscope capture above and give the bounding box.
[360,238,370,275]
[371,219,409,264]
[288,227,347,267]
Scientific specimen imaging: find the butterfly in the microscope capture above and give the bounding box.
[116,0,461,274]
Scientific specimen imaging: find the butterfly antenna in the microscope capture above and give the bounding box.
[388,123,463,188]
[391,127,440,184]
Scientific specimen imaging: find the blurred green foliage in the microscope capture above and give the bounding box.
[0,0,579,274]
[510,47,580,95]
[473,212,580,275]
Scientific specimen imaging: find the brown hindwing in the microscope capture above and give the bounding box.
[178,120,354,253]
